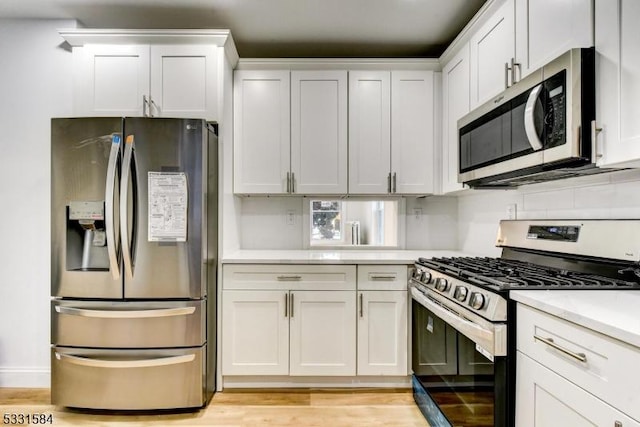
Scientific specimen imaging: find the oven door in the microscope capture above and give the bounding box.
[411,285,509,427]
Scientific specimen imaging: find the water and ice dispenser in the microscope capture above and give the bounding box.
[66,200,109,271]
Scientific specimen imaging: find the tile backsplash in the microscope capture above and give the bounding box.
[235,169,640,254]
[458,169,640,256]
[238,195,459,250]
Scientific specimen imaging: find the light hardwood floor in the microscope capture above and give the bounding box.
[0,388,430,426]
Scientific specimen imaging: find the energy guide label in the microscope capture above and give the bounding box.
[148,172,188,242]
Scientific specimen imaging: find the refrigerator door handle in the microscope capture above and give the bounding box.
[55,305,196,318]
[120,135,137,280]
[105,134,121,280]
[55,353,196,368]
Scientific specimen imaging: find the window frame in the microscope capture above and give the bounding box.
[302,197,406,249]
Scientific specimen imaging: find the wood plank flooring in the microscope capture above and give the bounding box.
[0,388,430,426]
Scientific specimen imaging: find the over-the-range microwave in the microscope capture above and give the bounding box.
[457,47,609,188]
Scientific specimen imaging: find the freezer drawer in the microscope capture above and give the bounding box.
[51,346,207,410]
[52,300,205,348]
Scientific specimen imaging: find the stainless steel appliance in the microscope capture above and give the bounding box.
[457,48,608,188]
[51,117,218,410]
[410,219,640,427]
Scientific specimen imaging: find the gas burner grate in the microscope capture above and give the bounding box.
[417,256,640,290]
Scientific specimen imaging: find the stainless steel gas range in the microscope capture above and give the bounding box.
[410,220,640,427]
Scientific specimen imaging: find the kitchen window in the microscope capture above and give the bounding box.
[306,199,403,248]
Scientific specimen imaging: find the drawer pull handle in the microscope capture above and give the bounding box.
[277,275,302,281]
[370,275,396,281]
[55,353,195,368]
[55,306,196,318]
[534,335,587,363]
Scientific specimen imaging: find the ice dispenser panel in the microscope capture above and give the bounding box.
[66,201,109,271]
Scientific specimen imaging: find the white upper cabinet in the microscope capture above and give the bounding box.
[291,71,348,194]
[441,45,470,194]
[349,71,391,194]
[467,0,593,108]
[350,70,435,195]
[595,0,640,168]
[515,0,593,80]
[233,70,291,194]
[75,44,218,120]
[391,71,436,195]
[76,45,150,116]
[149,45,218,119]
[469,0,515,108]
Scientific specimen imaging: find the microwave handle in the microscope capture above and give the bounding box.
[524,84,544,151]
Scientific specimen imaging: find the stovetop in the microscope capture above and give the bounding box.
[417,257,640,291]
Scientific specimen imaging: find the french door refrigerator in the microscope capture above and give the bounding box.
[50,117,217,410]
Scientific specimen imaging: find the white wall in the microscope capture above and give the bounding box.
[457,169,640,256]
[0,19,76,387]
[236,195,458,250]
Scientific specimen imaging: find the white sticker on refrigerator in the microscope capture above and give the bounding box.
[148,172,188,242]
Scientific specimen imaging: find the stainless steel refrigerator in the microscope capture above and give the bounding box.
[50,117,217,410]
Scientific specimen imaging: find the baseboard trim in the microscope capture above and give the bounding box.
[222,375,412,389]
[0,368,50,388]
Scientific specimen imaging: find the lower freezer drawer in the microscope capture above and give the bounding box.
[51,346,207,410]
[52,299,205,348]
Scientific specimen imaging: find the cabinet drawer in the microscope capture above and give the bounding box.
[52,300,205,348]
[517,304,640,421]
[223,264,356,290]
[357,265,408,290]
[516,351,640,427]
[52,346,206,409]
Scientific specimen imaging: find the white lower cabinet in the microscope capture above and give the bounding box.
[356,265,408,376]
[516,304,640,426]
[222,290,289,375]
[289,290,356,376]
[222,263,410,380]
[516,352,639,427]
[222,264,357,377]
[357,290,407,376]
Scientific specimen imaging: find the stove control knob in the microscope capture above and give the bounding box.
[435,277,449,292]
[421,271,432,283]
[453,286,468,302]
[469,292,485,310]
[412,269,421,279]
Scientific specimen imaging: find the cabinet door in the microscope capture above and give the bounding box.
[516,352,640,427]
[289,290,356,376]
[291,71,348,194]
[469,0,515,108]
[357,291,408,376]
[348,71,391,194]
[221,290,289,375]
[441,44,470,194]
[149,45,218,120]
[515,0,593,80]
[233,70,290,194]
[76,45,149,116]
[596,0,640,167]
[391,71,435,195]
[411,300,457,375]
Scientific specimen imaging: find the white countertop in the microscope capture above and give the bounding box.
[222,249,478,264]
[511,290,640,350]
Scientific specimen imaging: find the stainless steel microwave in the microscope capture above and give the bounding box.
[458,48,598,188]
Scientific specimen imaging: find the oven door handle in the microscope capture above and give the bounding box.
[411,287,507,357]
